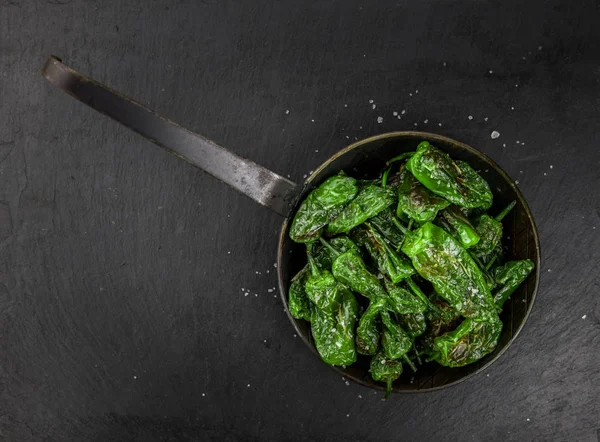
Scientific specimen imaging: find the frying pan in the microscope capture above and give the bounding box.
[41,56,540,393]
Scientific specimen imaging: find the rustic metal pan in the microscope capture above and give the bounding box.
[41,56,540,393]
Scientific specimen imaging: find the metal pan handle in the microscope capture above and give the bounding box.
[41,56,299,217]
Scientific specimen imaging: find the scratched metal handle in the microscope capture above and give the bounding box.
[41,56,300,217]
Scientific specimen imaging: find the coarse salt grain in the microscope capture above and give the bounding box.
[582,315,587,319]
[401,110,406,114]
[468,115,473,120]
[393,111,398,116]
[491,131,500,139]
[285,110,289,114]
[377,116,383,123]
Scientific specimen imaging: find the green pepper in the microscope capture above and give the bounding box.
[397,167,451,223]
[420,298,462,353]
[399,311,427,338]
[369,351,403,400]
[440,205,480,248]
[356,298,385,355]
[305,251,344,314]
[326,185,396,235]
[428,315,503,367]
[363,223,415,283]
[402,222,497,322]
[288,244,332,321]
[290,174,359,243]
[383,279,427,314]
[472,201,516,259]
[311,291,359,366]
[426,259,533,367]
[380,311,417,371]
[492,259,534,308]
[288,268,312,322]
[368,208,405,249]
[320,238,388,301]
[406,141,493,209]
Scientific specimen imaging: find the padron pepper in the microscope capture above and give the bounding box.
[289,174,359,243]
[305,250,344,314]
[326,184,396,235]
[368,208,405,250]
[428,315,503,368]
[397,167,451,223]
[440,205,480,248]
[311,291,359,366]
[471,201,516,259]
[288,268,312,322]
[363,223,415,283]
[406,141,493,209]
[380,311,417,372]
[491,259,534,308]
[369,351,403,400]
[320,238,388,301]
[399,311,427,338]
[401,222,498,322]
[356,298,386,355]
[427,259,534,367]
[383,279,427,314]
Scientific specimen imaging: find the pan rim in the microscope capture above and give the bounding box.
[277,131,541,394]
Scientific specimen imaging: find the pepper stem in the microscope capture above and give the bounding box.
[407,219,414,231]
[405,278,442,316]
[468,251,495,288]
[381,166,391,187]
[391,216,409,234]
[485,255,498,271]
[402,354,418,372]
[386,151,415,165]
[306,246,320,277]
[383,378,393,401]
[495,200,516,222]
[318,237,340,257]
[413,344,422,365]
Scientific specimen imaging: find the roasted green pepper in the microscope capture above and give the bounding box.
[397,167,451,223]
[370,351,403,400]
[383,279,427,314]
[326,185,396,235]
[402,222,497,322]
[320,238,388,301]
[363,224,415,283]
[472,201,516,259]
[305,251,344,314]
[492,259,534,308]
[356,298,385,355]
[399,311,427,338]
[380,311,417,371]
[311,291,359,366]
[427,259,533,367]
[288,268,312,322]
[290,174,359,243]
[368,208,405,249]
[440,205,480,248]
[428,315,503,367]
[406,141,493,209]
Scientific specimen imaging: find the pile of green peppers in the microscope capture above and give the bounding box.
[288,141,534,399]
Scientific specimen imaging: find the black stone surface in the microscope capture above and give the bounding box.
[1,0,599,440]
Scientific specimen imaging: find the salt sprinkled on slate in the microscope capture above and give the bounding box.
[468,115,473,120]
[369,99,374,103]
[393,111,398,116]
[439,123,442,127]
[401,110,406,114]
[489,70,493,74]
[372,104,377,109]
[202,393,205,396]
[285,110,289,114]
[311,119,314,122]
[424,119,428,124]
[377,116,383,124]
[550,165,553,169]
[491,131,500,139]
[582,315,587,319]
